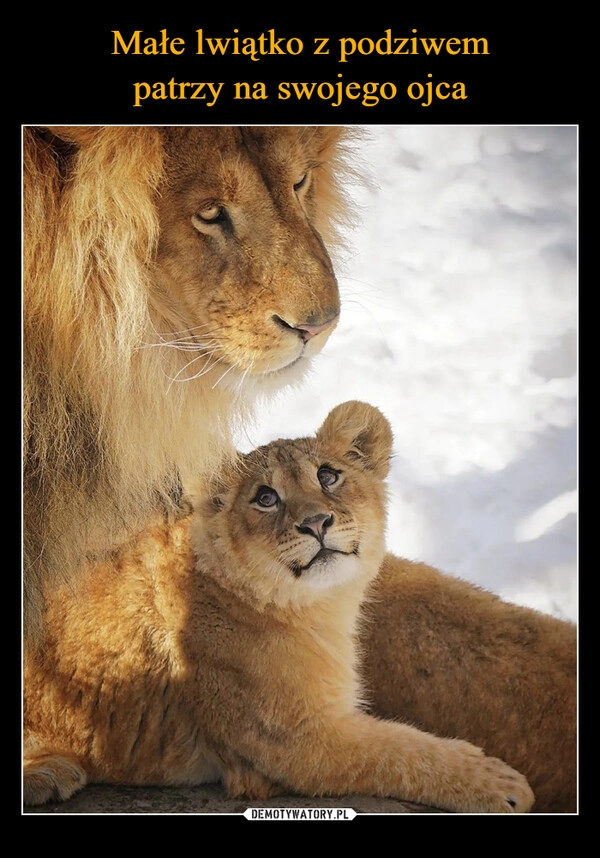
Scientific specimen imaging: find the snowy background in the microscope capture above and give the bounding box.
[236,125,578,624]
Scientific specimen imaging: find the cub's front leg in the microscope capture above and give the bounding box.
[23,737,88,806]
[250,713,534,814]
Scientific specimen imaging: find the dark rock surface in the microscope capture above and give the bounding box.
[23,782,446,816]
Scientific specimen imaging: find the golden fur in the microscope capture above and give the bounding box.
[23,125,576,813]
[23,125,346,644]
[363,558,577,813]
[23,402,534,814]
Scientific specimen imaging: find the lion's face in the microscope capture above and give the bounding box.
[152,127,343,386]
[193,401,393,607]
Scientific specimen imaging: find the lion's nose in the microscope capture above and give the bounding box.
[295,316,339,343]
[296,512,334,541]
[274,313,340,343]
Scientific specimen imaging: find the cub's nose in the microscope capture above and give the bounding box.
[296,512,334,541]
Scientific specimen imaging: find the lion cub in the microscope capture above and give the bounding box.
[23,401,534,813]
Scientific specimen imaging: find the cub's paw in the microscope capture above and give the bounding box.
[23,752,87,806]
[224,766,283,801]
[446,742,535,813]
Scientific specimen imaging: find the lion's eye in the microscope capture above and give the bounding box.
[192,203,230,232]
[251,486,280,509]
[317,466,340,489]
[293,172,310,194]
[197,203,224,222]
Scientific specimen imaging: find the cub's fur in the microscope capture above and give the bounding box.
[364,558,577,813]
[23,402,534,814]
[23,125,346,644]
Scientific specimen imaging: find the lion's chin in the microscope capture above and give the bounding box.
[222,354,314,402]
[264,329,335,380]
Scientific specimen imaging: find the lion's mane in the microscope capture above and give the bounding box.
[23,126,350,642]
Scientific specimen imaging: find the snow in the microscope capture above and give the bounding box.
[235,125,577,624]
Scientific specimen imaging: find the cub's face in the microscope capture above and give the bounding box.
[151,126,344,391]
[194,401,393,607]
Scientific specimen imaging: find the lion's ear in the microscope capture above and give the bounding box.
[42,127,100,147]
[317,401,393,479]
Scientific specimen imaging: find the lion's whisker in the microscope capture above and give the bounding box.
[235,364,252,396]
[141,319,224,353]
[149,320,216,338]
[141,331,222,351]
[164,349,224,391]
[143,339,220,352]
[211,361,239,391]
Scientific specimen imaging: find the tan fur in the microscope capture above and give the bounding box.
[23,125,348,644]
[23,126,575,814]
[362,557,577,813]
[23,402,534,813]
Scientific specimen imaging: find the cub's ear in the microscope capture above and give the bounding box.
[190,456,243,516]
[317,401,393,479]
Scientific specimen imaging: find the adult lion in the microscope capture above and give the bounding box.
[23,125,344,642]
[23,126,575,813]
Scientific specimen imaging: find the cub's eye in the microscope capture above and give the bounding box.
[317,466,340,489]
[251,486,280,509]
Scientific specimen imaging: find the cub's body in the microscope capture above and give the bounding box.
[24,402,533,813]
